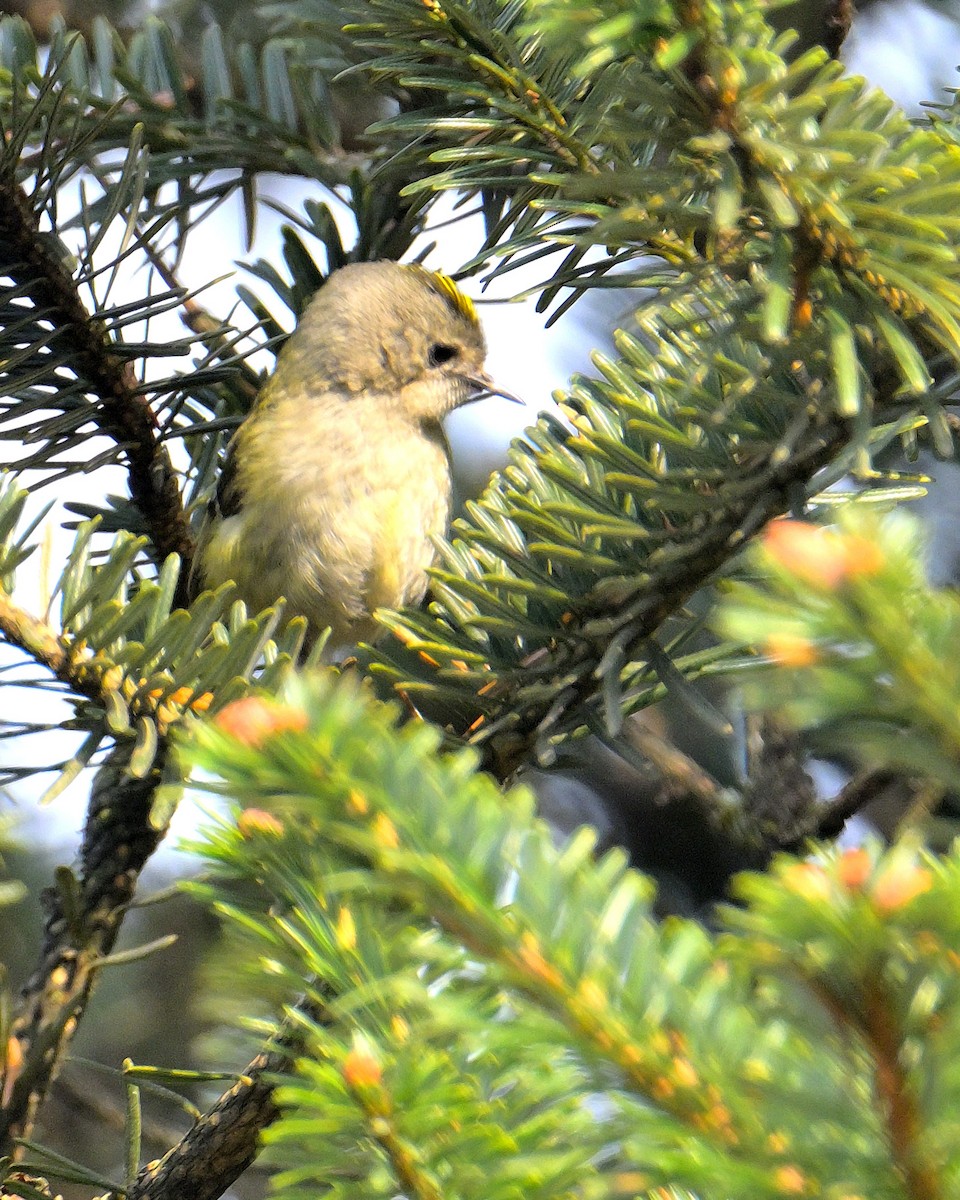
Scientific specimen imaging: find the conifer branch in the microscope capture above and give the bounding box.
[0,580,211,731]
[0,533,291,1147]
[816,979,945,1200]
[787,768,899,847]
[1,743,170,1151]
[741,719,819,851]
[118,1042,281,1200]
[474,411,847,776]
[861,984,938,1200]
[0,175,194,571]
[111,1002,323,1200]
[349,1090,443,1200]
[0,592,81,696]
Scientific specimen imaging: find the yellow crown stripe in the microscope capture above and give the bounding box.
[406,264,478,324]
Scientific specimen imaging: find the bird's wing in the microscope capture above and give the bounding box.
[210,434,244,520]
[186,431,246,603]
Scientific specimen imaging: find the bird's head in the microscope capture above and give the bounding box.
[279,261,519,423]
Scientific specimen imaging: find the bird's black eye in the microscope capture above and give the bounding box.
[428,343,459,367]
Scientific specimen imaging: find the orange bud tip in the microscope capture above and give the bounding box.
[336,907,357,950]
[612,1174,649,1195]
[871,864,933,912]
[347,789,369,816]
[837,847,872,891]
[764,521,847,588]
[343,1046,382,1089]
[5,1034,23,1075]
[672,1056,699,1088]
[763,520,885,589]
[773,1165,807,1195]
[237,808,284,838]
[372,812,400,849]
[764,632,818,667]
[840,534,885,579]
[215,696,308,747]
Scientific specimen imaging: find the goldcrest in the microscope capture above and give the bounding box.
[190,260,518,649]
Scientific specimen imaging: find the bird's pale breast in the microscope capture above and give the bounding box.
[218,390,453,645]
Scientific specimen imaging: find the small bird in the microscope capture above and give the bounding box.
[190,260,519,649]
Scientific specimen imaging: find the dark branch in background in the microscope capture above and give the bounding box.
[788,768,900,847]
[0,176,195,572]
[824,0,856,59]
[765,0,857,58]
[741,718,818,851]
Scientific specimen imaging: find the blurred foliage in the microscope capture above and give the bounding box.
[719,507,960,803]
[187,676,960,1200]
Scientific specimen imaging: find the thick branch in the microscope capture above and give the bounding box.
[0,592,181,1147]
[785,767,900,848]
[120,1051,281,1200]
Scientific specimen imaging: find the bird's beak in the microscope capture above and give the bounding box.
[462,369,525,406]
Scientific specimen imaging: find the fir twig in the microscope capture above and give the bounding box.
[347,1085,442,1200]
[0,592,90,698]
[810,975,942,1200]
[110,1003,323,1200]
[476,412,846,776]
